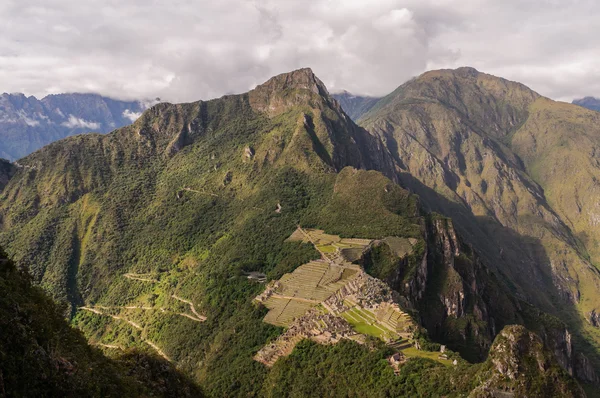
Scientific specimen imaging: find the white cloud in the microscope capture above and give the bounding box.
[0,0,598,102]
[61,115,100,130]
[122,109,142,122]
[17,111,39,126]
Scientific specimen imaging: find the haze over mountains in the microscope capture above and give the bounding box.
[574,97,600,112]
[0,93,149,161]
[1,67,600,396]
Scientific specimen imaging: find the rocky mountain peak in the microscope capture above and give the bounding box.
[249,68,333,116]
[256,67,328,96]
[472,325,586,397]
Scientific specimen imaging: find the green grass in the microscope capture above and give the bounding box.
[316,244,337,253]
[402,347,451,366]
[341,307,397,340]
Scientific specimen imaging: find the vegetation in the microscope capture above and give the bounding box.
[263,329,582,398]
[0,247,202,397]
[0,68,593,395]
[358,66,600,376]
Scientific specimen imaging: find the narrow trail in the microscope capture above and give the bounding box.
[82,304,203,322]
[144,340,172,362]
[123,273,158,283]
[81,306,141,330]
[97,343,122,350]
[179,313,204,322]
[80,306,171,362]
[172,294,207,321]
[80,306,103,315]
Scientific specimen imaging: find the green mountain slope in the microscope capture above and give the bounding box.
[358,66,600,383]
[0,68,594,396]
[264,325,583,398]
[0,246,201,397]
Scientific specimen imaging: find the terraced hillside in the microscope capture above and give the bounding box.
[254,227,418,366]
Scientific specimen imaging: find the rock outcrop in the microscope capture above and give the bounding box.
[470,325,585,398]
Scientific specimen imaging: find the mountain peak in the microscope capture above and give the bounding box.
[254,67,328,96]
[418,66,483,82]
[249,68,332,116]
[454,66,480,76]
[573,96,600,112]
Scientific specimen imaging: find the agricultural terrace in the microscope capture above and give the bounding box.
[259,259,359,327]
[254,227,439,368]
[286,227,372,264]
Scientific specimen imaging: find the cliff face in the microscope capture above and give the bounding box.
[359,209,598,384]
[416,217,521,361]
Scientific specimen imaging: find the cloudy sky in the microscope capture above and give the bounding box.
[1,0,598,103]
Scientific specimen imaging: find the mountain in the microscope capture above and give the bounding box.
[331,90,380,121]
[0,246,201,397]
[573,97,600,112]
[0,68,594,396]
[356,66,600,383]
[0,92,148,161]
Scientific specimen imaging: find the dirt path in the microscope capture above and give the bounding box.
[80,306,103,315]
[97,343,122,350]
[144,340,172,362]
[80,306,141,330]
[82,304,205,323]
[80,306,172,362]
[172,294,207,321]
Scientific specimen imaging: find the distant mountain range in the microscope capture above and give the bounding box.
[331,91,380,121]
[0,93,151,160]
[573,96,600,112]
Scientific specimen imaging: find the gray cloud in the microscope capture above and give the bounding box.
[0,0,598,103]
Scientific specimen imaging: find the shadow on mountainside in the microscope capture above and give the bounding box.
[395,170,600,381]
